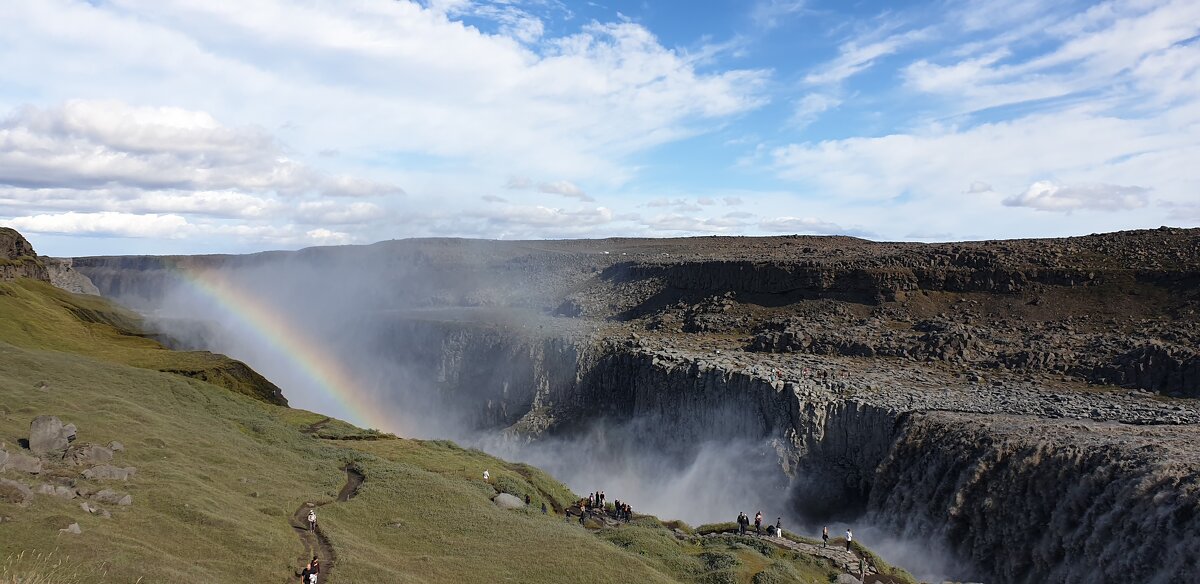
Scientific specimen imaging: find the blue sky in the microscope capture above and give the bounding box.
[0,0,1197,256]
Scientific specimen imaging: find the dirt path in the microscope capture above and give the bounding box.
[288,466,364,583]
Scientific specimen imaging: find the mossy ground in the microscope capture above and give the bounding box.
[0,278,908,583]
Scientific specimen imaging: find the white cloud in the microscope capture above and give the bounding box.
[0,101,402,197]
[791,93,841,128]
[751,0,808,29]
[537,180,593,201]
[759,216,866,236]
[3,211,189,238]
[805,30,926,86]
[1003,180,1149,212]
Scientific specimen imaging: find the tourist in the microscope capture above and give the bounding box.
[775,517,782,537]
[525,494,531,505]
[309,557,320,583]
[307,509,317,532]
[300,566,311,583]
[846,528,853,551]
[737,512,747,535]
[541,502,548,514]
[822,525,828,548]
[754,511,763,535]
[483,469,490,482]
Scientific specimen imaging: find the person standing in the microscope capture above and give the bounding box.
[754,511,763,535]
[307,509,317,533]
[483,469,490,482]
[846,528,853,551]
[775,517,782,537]
[822,525,829,548]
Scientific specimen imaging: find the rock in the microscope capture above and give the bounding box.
[65,443,113,466]
[93,489,131,506]
[492,493,525,509]
[82,465,136,481]
[29,416,76,456]
[0,478,33,505]
[4,452,42,474]
[835,574,862,584]
[80,501,97,513]
[59,522,82,535]
[108,441,124,452]
[36,483,77,499]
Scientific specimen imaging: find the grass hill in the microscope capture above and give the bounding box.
[0,274,914,583]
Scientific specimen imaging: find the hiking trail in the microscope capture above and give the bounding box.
[288,465,364,583]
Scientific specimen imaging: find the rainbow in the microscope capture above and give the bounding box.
[176,267,395,433]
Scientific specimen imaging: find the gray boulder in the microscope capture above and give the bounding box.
[65,444,113,466]
[82,465,136,481]
[93,488,132,505]
[36,483,77,499]
[835,575,862,584]
[4,452,42,474]
[493,493,525,509]
[0,478,33,506]
[29,416,75,456]
[59,522,82,535]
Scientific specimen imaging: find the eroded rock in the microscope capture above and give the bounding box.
[493,493,525,509]
[0,478,33,506]
[82,465,136,481]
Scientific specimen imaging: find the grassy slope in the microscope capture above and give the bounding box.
[0,279,284,405]
[0,278,911,583]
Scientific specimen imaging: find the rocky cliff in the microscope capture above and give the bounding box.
[0,227,50,282]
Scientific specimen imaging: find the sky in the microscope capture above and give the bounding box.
[0,0,1197,256]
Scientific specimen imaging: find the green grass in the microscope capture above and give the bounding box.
[0,279,284,404]
[0,277,899,583]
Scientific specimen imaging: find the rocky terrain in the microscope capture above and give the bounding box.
[69,227,1200,583]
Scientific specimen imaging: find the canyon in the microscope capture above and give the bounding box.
[69,228,1200,583]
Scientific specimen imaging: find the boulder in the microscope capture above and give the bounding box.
[493,493,525,510]
[65,444,113,466]
[4,452,42,474]
[36,483,77,499]
[29,416,75,456]
[82,465,136,481]
[59,522,82,535]
[93,489,132,505]
[835,575,862,584]
[108,441,124,452]
[0,478,33,506]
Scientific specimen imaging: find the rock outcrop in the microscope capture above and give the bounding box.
[44,257,101,295]
[0,227,49,282]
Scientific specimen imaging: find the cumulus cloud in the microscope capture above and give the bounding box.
[3,211,189,239]
[537,180,593,201]
[1003,181,1149,212]
[1,210,354,245]
[0,101,402,198]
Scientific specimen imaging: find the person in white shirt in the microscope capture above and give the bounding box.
[845,528,853,551]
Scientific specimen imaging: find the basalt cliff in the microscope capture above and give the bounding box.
[71,227,1200,583]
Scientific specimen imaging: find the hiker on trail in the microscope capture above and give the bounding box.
[845,528,853,551]
[307,509,317,532]
[541,502,548,514]
[775,517,782,537]
[483,469,490,482]
[754,511,763,535]
[822,525,829,548]
[301,566,311,583]
[308,556,320,584]
[525,494,531,505]
[600,490,606,507]
[737,512,748,535]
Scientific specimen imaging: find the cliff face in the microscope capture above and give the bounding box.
[44,257,101,295]
[870,413,1200,584]
[374,317,1199,583]
[0,227,50,282]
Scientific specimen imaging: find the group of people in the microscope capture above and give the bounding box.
[732,513,856,553]
[299,556,320,583]
[576,490,633,523]
[735,511,782,537]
